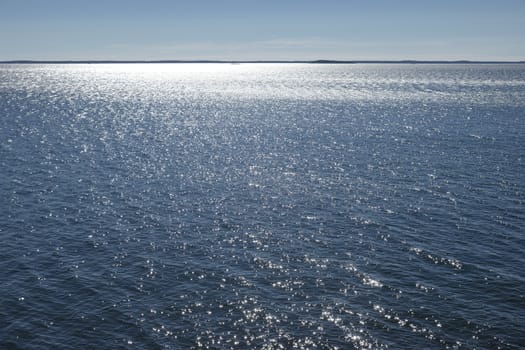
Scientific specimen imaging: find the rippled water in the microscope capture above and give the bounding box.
[1,63,524,349]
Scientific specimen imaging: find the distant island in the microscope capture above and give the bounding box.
[1,60,524,64]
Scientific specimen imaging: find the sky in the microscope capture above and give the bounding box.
[0,0,524,61]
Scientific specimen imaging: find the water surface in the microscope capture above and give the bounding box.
[1,63,524,349]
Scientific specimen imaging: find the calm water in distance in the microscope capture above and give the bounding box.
[1,63,524,349]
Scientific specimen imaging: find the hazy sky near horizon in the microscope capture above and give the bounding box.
[0,0,524,61]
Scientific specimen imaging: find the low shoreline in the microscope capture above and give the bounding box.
[1,59,524,64]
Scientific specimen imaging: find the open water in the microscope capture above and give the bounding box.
[1,63,524,349]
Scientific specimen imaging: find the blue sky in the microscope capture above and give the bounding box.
[0,0,523,61]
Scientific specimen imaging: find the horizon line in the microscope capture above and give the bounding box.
[1,59,525,64]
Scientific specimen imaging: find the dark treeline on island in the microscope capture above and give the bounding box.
[1,59,524,64]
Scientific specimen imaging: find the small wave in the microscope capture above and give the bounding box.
[409,247,463,270]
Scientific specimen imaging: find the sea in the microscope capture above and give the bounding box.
[1,63,524,349]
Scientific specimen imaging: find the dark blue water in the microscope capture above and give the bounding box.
[1,64,524,349]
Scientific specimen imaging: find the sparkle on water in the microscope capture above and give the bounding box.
[1,63,524,349]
